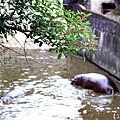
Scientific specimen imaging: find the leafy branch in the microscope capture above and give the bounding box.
[0,0,98,61]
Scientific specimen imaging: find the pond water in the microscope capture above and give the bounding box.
[0,48,120,120]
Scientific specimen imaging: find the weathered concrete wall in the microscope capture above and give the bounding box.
[90,0,115,13]
[73,4,120,79]
[63,0,120,14]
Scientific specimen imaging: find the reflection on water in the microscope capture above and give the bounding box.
[0,49,120,120]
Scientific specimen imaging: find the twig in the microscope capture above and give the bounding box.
[23,38,33,71]
[0,43,41,67]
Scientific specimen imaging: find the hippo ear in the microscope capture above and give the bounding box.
[107,88,114,95]
[111,89,114,95]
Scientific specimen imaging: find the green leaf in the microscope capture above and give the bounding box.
[63,51,68,58]
[48,48,54,52]
[39,41,43,47]
[83,55,86,62]
[59,47,63,52]
[58,53,62,59]
[34,39,39,44]
[92,53,96,60]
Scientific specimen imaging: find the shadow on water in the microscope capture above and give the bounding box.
[0,48,120,120]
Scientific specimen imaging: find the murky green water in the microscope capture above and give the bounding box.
[0,48,120,120]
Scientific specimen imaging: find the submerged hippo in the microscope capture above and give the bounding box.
[71,73,119,95]
[0,87,27,105]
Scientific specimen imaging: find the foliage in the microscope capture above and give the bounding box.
[0,0,98,60]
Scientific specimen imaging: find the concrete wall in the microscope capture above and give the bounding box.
[63,0,119,13]
[90,0,115,13]
[73,4,120,79]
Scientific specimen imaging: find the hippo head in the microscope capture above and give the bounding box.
[2,99,9,105]
[0,98,9,105]
[71,75,83,86]
[1,96,12,105]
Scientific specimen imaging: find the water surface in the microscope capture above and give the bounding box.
[0,48,120,120]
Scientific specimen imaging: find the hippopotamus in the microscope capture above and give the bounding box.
[71,73,119,95]
[0,87,27,105]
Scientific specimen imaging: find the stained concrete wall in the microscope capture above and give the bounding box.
[73,4,120,79]
[63,0,120,13]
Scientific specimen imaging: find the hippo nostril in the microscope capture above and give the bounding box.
[3,99,8,105]
[71,80,76,85]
